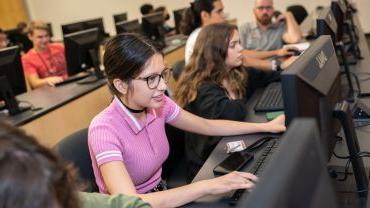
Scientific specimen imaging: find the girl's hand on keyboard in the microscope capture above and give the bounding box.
[205,171,258,195]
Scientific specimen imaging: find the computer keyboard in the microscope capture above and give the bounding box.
[228,139,280,204]
[254,82,284,112]
[55,73,91,87]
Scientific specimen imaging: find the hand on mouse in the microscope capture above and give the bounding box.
[275,47,295,57]
[281,56,299,70]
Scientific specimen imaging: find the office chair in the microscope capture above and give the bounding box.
[55,128,99,192]
[162,124,187,188]
[287,5,308,25]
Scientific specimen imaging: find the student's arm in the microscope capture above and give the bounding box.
[242,47,294,59]
[100,161,257,208]
[27,74,64,89]
[242,54,298,72]
[282,12,303,44]
[242,55,273,71]
[170,109,286,136]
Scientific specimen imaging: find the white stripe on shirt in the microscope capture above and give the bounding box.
[167,105,180,122]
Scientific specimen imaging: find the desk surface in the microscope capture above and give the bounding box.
[2,79,106,126]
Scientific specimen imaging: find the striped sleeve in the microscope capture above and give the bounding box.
[88,124,124,167]
[163,96,181,123]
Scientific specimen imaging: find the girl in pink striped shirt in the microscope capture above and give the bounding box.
[88,33,285,208]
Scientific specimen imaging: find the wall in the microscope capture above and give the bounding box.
[25,0,370,40]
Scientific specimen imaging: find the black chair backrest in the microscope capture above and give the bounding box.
[55,128,98,192]
[287,5,308,24]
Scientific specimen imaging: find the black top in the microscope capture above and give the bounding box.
[184,68,280,181]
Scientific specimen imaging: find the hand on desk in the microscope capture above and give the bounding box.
[204,171,258,195]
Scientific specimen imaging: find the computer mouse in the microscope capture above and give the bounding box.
[287,48,301,56]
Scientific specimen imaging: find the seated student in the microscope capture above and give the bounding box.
[240,0,303,59]
[140,3,154,15]
[22,21,67,89]
[181,0,296,71]
[154,6,176,36]
[88,33,285,208]
[0,121,151,208]
[0,28,9,49]
[174,23,283,181]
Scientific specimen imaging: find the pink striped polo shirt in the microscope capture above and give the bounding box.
[88,95,181,194]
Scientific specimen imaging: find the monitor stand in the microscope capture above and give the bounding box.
[336,42,357,103]
[0,76,30,115]
[333,100,369,198]
[77,49,105,85]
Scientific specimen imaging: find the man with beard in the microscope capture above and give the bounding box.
[240,0,302,59]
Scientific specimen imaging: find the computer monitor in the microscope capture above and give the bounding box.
[331,0,347,41]
[240,119,339,208]
[47,22,54,38]
[141,12,166,49]
[282,36,368,197]
[61,18,106,37]
[115,19,142,35]
[281,35,342,159]
[63,28,102,77]
[173,7,188,34]
[4,28,33,53]
[0,46,28,115]
[316,8,357,100]
[316,7,338,45]
[113,12,128,24]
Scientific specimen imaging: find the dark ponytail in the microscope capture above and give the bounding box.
[180,0,217,35]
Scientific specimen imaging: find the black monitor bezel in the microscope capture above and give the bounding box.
[0,45,27,96]
[113,12,128,24]
[63,28,102,76]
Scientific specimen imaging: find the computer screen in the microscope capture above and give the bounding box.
[331,0,347,41]
[0,45,27,96]
[115,19,142,35]
[113,12,128,24]
[240,119,338,208]
[63,28,102,76]
[141,12,166,49]
[281,35,342,159]
[173,7,188,34]
[0,45,28,115]
[46,22,53,38]
[316,7,338,45]
[4,28,33,53]
[61,18,106,37]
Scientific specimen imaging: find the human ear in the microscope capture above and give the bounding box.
[200,11,211,23]
[112,78,129,95]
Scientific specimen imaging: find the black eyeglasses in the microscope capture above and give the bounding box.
[133,68,172,89]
